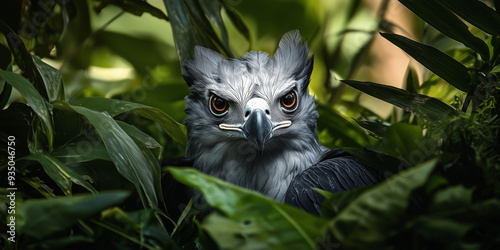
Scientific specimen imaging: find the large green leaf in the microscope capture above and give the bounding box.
[70,105,160,209]
[0,20,48,99]
[18,191,129,239]
[51,136,111,163]
[342,80,457,122]
[381,33,471,92]
[168,167,329,249]
[0,69,54,151]
[328,158,438,248]
[398,0,490,60]
[95,0,169,21]
[32,56,65,102]
[23,153,98,195]
[72,97,187,145]
[439,0,500,36]
[163,0,232,65]
[117,121,162,151]
[318,186,372,218]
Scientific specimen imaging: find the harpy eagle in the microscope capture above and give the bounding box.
[176,30,380,215]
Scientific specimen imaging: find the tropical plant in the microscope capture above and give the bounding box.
[0,0,499,249]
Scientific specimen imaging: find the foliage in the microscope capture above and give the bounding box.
[0,0,499,249]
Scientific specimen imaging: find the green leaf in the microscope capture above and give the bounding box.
[398,0,490,59]
[23,153,98,195]
[18,191,129,239]
[409,199,500,245]
[32,56,65,102]
[0,69,54,151]
[51,136,111,163]
[381,33,471,92]
[96,0,169,21]
[117,121,162,151]
[342,80,458,122]
[0,19,48,99]
[222,4,251,42]
[430,185,473,212]
[381,123,425,163]
[163,0,233,65]
[72,97,187,145]
[318,186,372,218]
[439,0,500,36]
[0,64,13,109]
[328,158,438,248]
[354,120,387,138]
[168,167,329,249]
[317,104,371,148]
[70,105,161,209]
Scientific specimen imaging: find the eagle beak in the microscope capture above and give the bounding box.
[241,110,273,149]
[218,98,292,149]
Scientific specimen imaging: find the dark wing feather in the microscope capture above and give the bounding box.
[284,149,381,215]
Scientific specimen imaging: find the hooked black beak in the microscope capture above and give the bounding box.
[241,110,273,149]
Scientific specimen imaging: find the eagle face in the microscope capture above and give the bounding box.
[182,30,325,201]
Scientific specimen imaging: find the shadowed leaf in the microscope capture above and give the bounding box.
[70,105,161,209]
[23,153,98,195]
[329,158,438,248]
[72,97,187,145]
[95,0,169,20]
[168,167,328,249]
[18,191,129,239]
[381,33,471,92]
[0,20,48,99]
[0,69,54,151]
[342,80,458,122]
[398,0,490,59]
[32,56,65,102]
[439,0,500,36]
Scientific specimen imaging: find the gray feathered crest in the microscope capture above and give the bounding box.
[182,30,313,93]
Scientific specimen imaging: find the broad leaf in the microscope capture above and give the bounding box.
[72,97,187,145]
[381,33,471,92]
[32,56,65,102]
[163,0,232,65]
[71,105,160,209]
[318,186,372,218]
[168,167,329,249]
[342,80,457,122]
[18,191,129,239]
[23,153,98,195]
[117,121,162,151]
[95,0,169,21]
[0,69,54,151]
[398,0,490,59]
[52,136,111,163]
[328,158,438,248]
[0,20,48,99]
[439,0,500,36]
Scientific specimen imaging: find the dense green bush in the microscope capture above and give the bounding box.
[1,0,499,249]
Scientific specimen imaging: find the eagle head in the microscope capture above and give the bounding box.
[182,30,325,201]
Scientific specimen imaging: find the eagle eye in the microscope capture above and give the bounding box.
[210,94,229,116]
[280,91,297,111]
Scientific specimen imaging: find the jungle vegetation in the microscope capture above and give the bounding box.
[1,0,499,249]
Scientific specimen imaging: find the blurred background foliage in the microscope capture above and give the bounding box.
[0,0,499,249]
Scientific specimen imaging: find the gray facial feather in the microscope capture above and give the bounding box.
[182,30,326,202]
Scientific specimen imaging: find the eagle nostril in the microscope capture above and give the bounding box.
[245,111,251,118]
[265,109,270,115]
